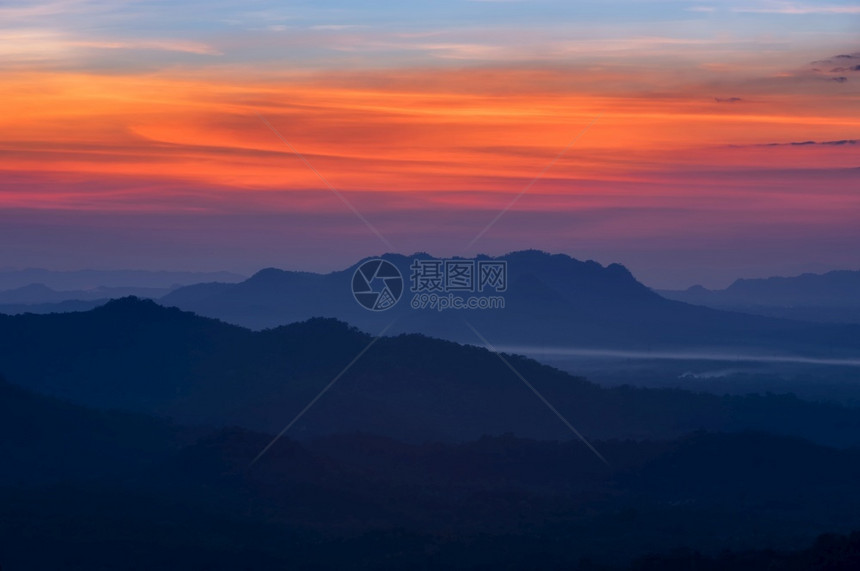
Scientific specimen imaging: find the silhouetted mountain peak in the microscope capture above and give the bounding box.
[151,251,860,348]
[502,249,628,275]
[92,296,208,326]
[501,249,582,269]
[249,267,286,280]
[606,262,634,278]
[500,248,552,258]
[350,252,431,272]
[268,316,367,339]
[245,267,308,284]
[98,295,162,312]
[7,283,56,294]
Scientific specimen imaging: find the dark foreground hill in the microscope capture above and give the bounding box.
[1,297,860,447]
[0,377,181,486]
[2,384,860,570]
[160,250,860,356]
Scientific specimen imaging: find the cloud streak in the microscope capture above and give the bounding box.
[733,3,860,15]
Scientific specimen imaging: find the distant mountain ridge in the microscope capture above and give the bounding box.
[660,268,860,323]
[0,299,106,315]
[0,268,248,313]
[159,250,860,356]
[0,283,172,304]
[0,268,246,292]
[4,251,860,354]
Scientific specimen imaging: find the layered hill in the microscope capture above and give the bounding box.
[1,297,859,446]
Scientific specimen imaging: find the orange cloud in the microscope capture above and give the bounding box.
[0,66,858,218]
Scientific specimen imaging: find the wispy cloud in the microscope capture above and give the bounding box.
[738,139,859,147]
[1,0,856,72]
[72,39,222,56]
[309,24,368,31]
[733,2,860,14]
[0,31,222,65]
[0,0,112,20]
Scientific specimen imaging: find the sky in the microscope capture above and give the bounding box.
[0,0,858,288]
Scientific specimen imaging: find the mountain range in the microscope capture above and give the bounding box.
[2,297,859,446]
[660,269,860,323]
[158,250,860,357]
[0,268,245,291]
[0,282,170,304]
[4,252,859,359]
[3,371,860,569]
[3,288,860,568]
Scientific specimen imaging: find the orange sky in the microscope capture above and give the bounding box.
[2,66,857,207]
[1,0,859,287]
